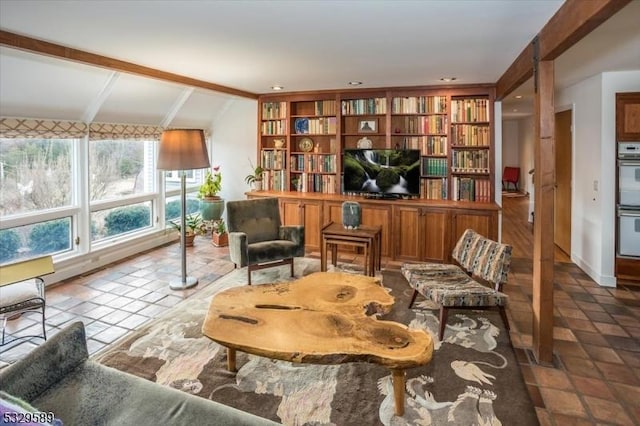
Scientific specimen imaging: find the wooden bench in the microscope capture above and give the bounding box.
[401,229,512,340]
[0,256,54,345]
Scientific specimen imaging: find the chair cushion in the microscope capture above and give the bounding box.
[227,198,281,243]
[248,240,298,264]
[0,281,42,311]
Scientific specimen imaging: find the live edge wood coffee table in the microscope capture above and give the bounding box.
[202,272,433,416]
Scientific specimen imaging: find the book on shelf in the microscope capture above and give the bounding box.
[262,101,287,119]
[261,120,285,135]
[452,124,490,146]
[314,100,337,116]
[341,98,387,115]
[263,170,286,191]
[452,176,491,202]
[261,149,286,170]
[420,178,448,200]
[391,96,447,114]
[393,115,447,134]
[421,157,448,177]
[451,149,489,173]
[423,136,447,155]
[451,98,490,123]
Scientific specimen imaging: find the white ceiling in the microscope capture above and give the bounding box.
[0,0,639,122]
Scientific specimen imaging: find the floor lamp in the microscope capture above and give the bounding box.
[157,129,210,290]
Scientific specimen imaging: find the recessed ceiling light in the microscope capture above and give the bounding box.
[440,77,457,82]
[513,109,518,112]
[348,81,362,86]
[271,85,284,91]
[515,95,523,99]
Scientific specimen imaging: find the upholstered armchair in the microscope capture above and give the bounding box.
[226,198,305,285]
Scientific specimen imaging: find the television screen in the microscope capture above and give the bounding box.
[342,149,421,196]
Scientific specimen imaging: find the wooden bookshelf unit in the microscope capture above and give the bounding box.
[256,86,498,262]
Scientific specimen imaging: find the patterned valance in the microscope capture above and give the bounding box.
[0,118,88,139]
[89,123,164,141]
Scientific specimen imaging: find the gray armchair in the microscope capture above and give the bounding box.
[227,198,305,284]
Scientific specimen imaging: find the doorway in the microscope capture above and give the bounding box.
[554,109,572,256]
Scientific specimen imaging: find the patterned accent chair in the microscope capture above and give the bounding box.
[401,229,512,340]
[227,198,305,285]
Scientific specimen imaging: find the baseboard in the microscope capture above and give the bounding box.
[571,255,616,287]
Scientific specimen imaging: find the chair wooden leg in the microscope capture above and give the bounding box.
[247,268,252,286]
[439,306,449,341]
[290,258,294,277]
[408,289,419,308]
[498,306,510,331]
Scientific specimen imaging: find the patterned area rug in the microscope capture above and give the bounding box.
[94,258,537,425]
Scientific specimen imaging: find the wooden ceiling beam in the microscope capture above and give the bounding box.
[0,30,258,100]
[496,0,631,100]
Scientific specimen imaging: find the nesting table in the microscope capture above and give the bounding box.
[321,221,382,276]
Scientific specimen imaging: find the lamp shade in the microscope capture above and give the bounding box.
[157,129,211,170]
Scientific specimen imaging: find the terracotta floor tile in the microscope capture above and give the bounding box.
[554,340,588,359]
[618,350,640,368]
[549,414,595,425]
[557,306,589,321]
[563,317,597,333]
[583,396,634,425]
[584,310,616,323]
[595,361,640,386]
[535,408,553,426]
[527,384,545,408]
[562,356,603,379]
[532,366,574,390]
[539,388,587,417]
[593,322,630,337]
[582,343,625,364]
[570,375,615,400]
[576,301,605,312]
[610,382,640,408]
[553,327,578,341]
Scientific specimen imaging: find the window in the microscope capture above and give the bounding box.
[0,217,73,263]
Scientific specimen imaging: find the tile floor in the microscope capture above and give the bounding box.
[1,202,639,425]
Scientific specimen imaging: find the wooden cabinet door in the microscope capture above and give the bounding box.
[361,203,391,257]
[616,92,640,141]
[393,206,422,261]
[280,199,303,226]
[302,200,323,251]
[422,209,450,263]
[451,210,496,248]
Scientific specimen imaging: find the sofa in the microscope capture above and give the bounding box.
[0,321,278,425]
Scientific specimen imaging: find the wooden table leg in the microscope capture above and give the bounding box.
[227,347,237,372]
[331,242,337,266]
[321,237,327,272]
[391,369,405,416]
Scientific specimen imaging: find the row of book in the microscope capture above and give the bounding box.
[341,98,387,115]
[262,170,287,191]
[391,115,447,134]
[289,154,336,173]
[391,96,447,114]
[394,135,447,155]
[451,177,491,203]
[421,158,448,177]
[294,172,337,194]
[261,150,286,170]
[421,178,448,200]
[451,98,490,123]
[262,102,287,119]
[312,100,337,116]
[451,150,490,173]
[261,119,286,135]
[451,124,490,147]
[303,117,337,135]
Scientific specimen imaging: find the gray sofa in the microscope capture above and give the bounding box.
[0,321,278,425]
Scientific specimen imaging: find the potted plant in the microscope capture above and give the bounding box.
[169,213,206,247]
[244,161,264,191]
[198,166,224,221]
[211,219,228,247]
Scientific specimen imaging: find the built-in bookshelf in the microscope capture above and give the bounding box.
[257,87,494,202]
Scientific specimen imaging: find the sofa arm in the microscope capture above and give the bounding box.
[228,231,248,267]
[280,225,305,256]
[0,321,88,402]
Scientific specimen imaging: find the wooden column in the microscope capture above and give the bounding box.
[532,60,555,363]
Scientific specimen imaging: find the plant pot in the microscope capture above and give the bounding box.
[212,231,228,247]
[200,197,225,221]
[253,180,263,191]
[184,233,196,247]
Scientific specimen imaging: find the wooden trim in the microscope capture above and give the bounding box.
[0,30,258,100]
[532,60,555,364]
[496,0,631,99]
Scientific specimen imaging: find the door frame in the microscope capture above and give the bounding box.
[555,104,574,260]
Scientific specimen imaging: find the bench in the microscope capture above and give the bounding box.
[401,229,512,340]
[0,256,54,345]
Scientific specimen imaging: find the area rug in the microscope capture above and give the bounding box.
[94,258,537,425]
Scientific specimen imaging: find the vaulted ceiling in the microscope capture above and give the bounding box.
[1,0,638,123]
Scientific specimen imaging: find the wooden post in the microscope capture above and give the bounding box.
[227,347,237,372]
[532,59,555,363]
[391,369,405,416]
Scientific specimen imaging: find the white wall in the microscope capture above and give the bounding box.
[209,97,258,223]
[556,70,640,286]
[502,120,520,168]
[518,116,535,221]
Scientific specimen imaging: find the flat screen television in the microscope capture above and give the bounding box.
[342,149,421,197]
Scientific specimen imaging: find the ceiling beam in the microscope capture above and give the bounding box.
[0,29,258,100]
[496,0,631,100]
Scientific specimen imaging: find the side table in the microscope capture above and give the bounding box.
[321,221,382,276]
